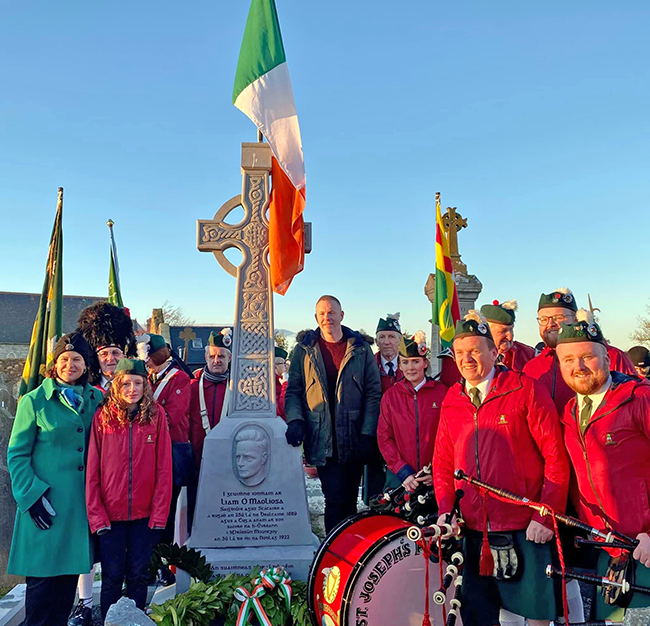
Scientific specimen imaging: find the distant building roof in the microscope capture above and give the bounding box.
[168,324,233,368]
[0,291,106,344]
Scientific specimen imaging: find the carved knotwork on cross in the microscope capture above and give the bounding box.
[441,206,468,275]
[197,142,275,417]
[179,327,196,363]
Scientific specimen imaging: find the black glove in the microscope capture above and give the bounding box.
[358,435,376,462]
[285,420,305,447]
[28,498,52,530]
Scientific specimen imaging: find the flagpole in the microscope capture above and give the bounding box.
[107,219,124,308]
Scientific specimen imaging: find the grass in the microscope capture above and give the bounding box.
[0,586,11,599]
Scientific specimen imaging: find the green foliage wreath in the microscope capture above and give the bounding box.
[149,548,310,626]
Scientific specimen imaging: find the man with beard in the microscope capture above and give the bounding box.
[556,313,650,621]
[524,288,635,413]
[480,299,535,372]
[189,329,232,469]
[285,295,382,532]
[434,310,569,626]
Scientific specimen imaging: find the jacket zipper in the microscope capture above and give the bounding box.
[414,391,420,470]
[128,420,133,520]
[578,396,632,527]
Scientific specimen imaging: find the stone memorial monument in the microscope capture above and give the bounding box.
[190,141,318,580]
[425,193,482,372]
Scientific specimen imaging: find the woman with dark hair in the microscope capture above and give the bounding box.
[86,358,172,619]
[7,332,103,626]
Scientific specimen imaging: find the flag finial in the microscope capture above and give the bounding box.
[107,219,114,228]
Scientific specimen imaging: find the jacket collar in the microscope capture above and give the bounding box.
[42,377,97,402]
[395,377,438,396]
[457,365,521,401]
[301,326,365,350]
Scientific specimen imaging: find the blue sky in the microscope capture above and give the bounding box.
[1,1,648,350]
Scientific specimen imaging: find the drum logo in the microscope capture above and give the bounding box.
[323,566,341,604]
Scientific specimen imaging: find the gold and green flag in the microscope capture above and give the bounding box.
[107,219,124,308]
[432,193,461,349]
[19,188,64,398]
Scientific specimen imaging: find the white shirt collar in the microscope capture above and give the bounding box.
[380,354,398,373]
[413,378,427,392]
[100,375,111,391]
[466,367,496,404]
[577,375,612,415]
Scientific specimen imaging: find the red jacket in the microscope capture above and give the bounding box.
[378,378,447,481]
[188,371,228,468]
[375,352,404,395]
[433,367,570,532]
[523,347,576,414]
[501,341,535,372]
[276,376,287,419]
[561,373,650,538]
[524,345,638,414]
[152,366,191,443]
[86,404,172,533]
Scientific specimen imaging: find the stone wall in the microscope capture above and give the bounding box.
[0,360,23,586]
[0,345,28,360]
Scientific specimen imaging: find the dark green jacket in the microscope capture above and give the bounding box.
[8,379,103,576]
[285,327,381,466]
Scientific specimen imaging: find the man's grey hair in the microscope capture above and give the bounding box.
[205,345,232,356]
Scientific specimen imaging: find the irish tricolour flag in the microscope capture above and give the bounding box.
[233,0,306,295]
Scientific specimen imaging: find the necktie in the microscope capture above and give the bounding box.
[469,387,481,409]
[580,396,593,433]
[387,361,395,377]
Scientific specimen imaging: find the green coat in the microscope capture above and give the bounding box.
[7,379,103,577]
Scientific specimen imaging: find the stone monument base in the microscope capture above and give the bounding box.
[193,541,319,582]
[190,415,321,582]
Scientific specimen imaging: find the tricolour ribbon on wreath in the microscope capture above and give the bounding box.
[233,584,272,626]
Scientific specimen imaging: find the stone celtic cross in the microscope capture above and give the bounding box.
[197,142,276,418]
[441,205,468,275]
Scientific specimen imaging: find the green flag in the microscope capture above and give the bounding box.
[107,219,124,308]
[19,188,64,399]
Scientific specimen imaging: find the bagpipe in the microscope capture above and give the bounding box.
[369,464,436,522]
[453,468,650,622]
[407,489,466,626]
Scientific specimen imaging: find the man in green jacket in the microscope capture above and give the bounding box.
[285,295,382,532]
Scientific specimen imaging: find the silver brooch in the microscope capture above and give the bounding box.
[66,343,75,351]
[477,323,488,335]
[587,324,598,337]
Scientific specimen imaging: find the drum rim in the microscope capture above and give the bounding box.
[307,510,407,626]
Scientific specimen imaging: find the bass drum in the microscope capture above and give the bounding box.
[308,511,462,626]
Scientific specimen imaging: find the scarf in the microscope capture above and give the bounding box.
[202,366,229,384]
[57,382,84,412]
